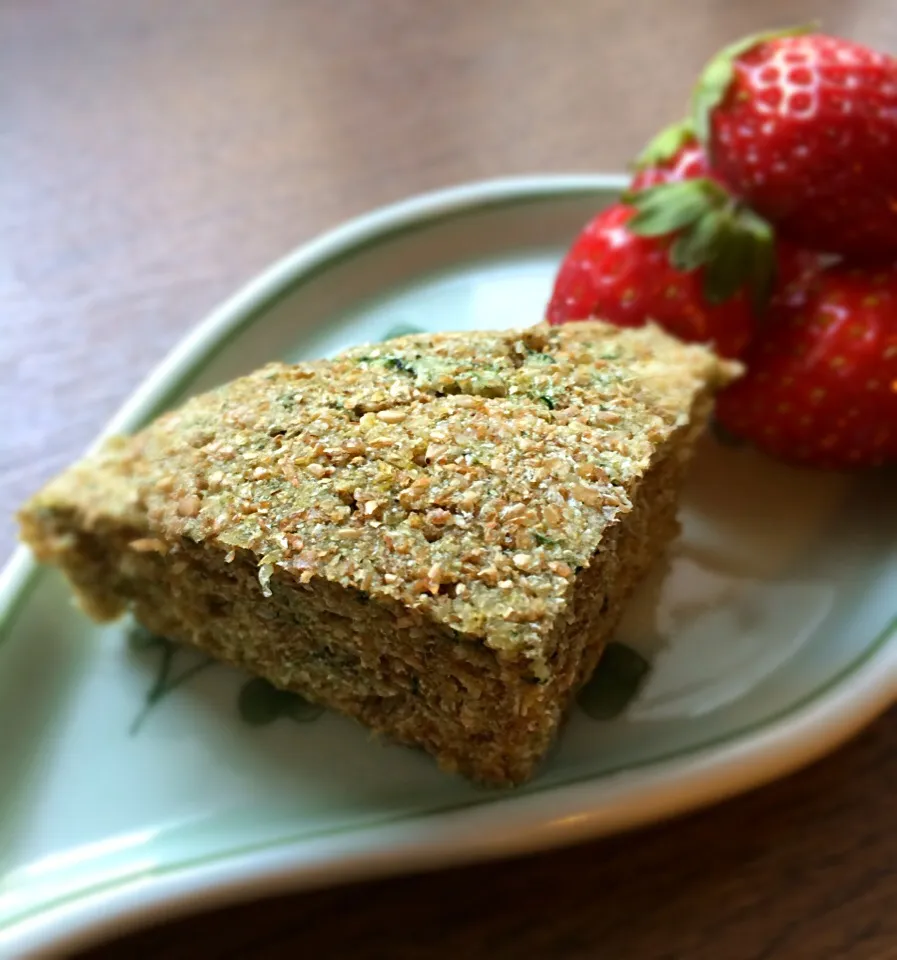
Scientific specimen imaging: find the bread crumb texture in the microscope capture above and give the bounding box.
[25,322,736,658]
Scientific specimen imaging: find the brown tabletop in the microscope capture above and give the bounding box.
[4,1,897,957]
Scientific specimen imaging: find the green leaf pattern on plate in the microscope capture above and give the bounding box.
[128,626,323,732]
[128,627,215,734]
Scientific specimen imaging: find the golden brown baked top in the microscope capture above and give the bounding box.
[27,322,736,658]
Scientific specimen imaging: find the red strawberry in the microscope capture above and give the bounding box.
[716,264,897,468]
[545,202,817,359]
[695,29,897,259]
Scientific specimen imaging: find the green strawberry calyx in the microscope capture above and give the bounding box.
[633,119,696,170]
[622,178,776,314]
[691,23,817,143]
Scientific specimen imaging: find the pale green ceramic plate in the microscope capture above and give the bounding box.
[2,175,896,958]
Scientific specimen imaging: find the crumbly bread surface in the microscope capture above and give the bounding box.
[20,321,737,783]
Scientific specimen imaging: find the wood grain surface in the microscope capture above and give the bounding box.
[3,1,897,957]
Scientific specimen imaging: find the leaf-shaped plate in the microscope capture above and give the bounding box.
[2,175,895,957]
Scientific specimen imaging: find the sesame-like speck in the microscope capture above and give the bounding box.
[38,322,736,658]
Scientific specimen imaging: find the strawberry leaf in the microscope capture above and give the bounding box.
[691,23,816,143]
[625,179,723,237]
[703,221,747,304]
[701,210,775,310]
[670,209,723,271]
[634,119,696,170]
[625,178,778,313]
[738,208,776,315]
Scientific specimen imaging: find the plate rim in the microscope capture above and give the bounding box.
[2,172,896,958]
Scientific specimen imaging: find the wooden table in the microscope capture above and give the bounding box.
[4,1,897,956]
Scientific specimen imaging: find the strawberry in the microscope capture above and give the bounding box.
[715,264,897,468]
[629,122,722,191]
[619,143,789,338]
[693,28,897,259]
[545,201,817,359]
